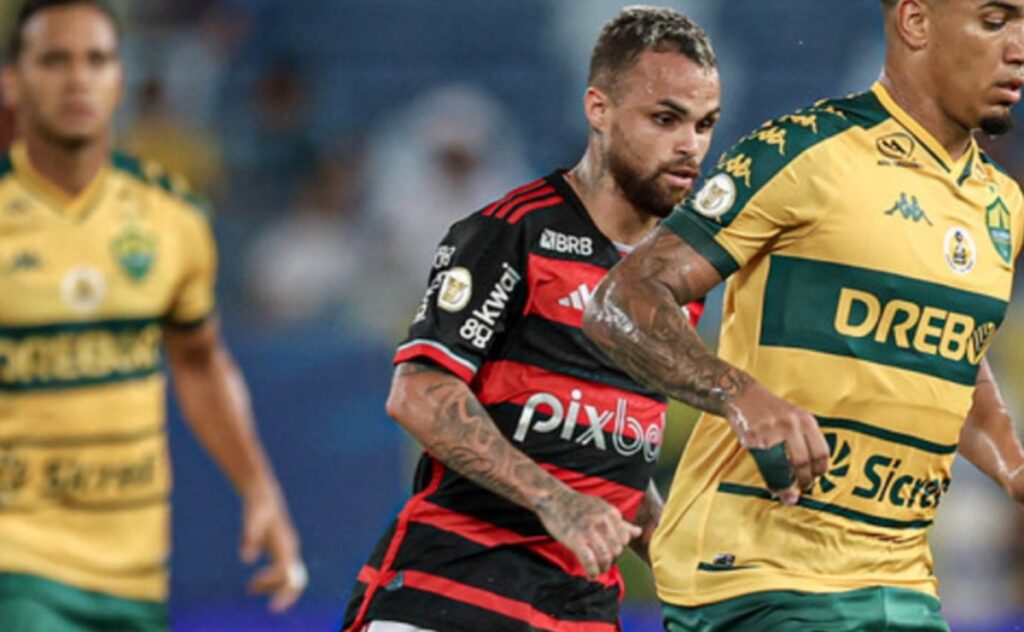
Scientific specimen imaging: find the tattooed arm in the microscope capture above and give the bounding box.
[386,361,641,577]
[959,358,1024,503]
[582,226,829,501]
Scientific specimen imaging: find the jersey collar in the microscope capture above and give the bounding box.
[870,82,978,184]
[11,142,110,221]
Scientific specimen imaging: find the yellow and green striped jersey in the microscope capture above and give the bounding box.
[0,143,216,602]
[656,83,1023,606]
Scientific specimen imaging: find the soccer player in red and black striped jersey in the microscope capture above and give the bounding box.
[343,7,721,631]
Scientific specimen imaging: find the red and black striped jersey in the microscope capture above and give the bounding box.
[344,171,703,632]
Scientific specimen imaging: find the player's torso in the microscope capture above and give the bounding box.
[654,89,1020,604]
[0,150,197,601]
[473,187,666,514]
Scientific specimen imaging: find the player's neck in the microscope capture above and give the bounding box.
[566,151,660,247]
[20,133,111,197]
[878,66,972,162]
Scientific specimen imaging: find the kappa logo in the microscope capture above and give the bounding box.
[558,284,594,311]
[884,193,932,226]
[539,229,593,256]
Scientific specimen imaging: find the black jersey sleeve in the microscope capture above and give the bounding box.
[393,214,527,383]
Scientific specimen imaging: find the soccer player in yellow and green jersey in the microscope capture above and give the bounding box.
[0,1,306,630]
[584,0,1024,629]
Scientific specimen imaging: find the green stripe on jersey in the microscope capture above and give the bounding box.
[0,317,164,392]
[816,417,957,455]
[760,255,1006,385]
[718,483,933,530]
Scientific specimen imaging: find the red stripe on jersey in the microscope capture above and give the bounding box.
[394,341,476,383]
[507,196,563,224]
[411,501,621,588]
[356,565,380,585]
[522,253,611,329]
[347,459,446,631]
[482,178,547,216]
[539,462,645,520]
[685,300,704,328]
[400,570,619,632]
[474,360,665,442]
[493,185,556,219]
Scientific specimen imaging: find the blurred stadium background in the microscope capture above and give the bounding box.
[2,1,1024,630]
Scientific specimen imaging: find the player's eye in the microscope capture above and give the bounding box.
[39,52,68,68]
[697,116,719,134]
[652,113,677,127]
[981,11,1009,30]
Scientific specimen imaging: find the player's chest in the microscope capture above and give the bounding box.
[801,168,1014,300]
[0,194,179,324]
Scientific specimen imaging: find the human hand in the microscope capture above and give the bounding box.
[535,487,641,579]
[240,486,306,612]
[724,382,830,505]
[628,490,662,566]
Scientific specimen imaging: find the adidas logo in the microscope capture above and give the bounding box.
[558,284,594,311]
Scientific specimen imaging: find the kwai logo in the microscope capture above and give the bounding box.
[459,263,522,349]
[513,389,662,462]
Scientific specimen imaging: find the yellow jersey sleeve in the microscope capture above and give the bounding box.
[168,203,217,327]
[664,103,864,278]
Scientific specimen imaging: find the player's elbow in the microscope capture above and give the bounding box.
[385,374,412,424]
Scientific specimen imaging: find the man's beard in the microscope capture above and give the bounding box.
[981,111,1014,136]
[607,148,687,219]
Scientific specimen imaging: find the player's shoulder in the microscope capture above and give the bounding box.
[110,151,213,221]
[451,174,572,235]
[690,90,889,218]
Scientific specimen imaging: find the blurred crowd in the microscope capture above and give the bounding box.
[2,0,1024,627]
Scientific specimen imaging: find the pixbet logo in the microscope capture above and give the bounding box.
[513,389,662,462]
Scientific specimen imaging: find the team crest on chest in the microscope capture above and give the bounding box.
[943,227,976,275]
[61,266,106,314]
[110,225,156,282]
[985,197,1012,264]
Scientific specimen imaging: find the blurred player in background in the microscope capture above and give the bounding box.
[0,1,305,629]
[584,0,1024,629]
[342,6,720,632]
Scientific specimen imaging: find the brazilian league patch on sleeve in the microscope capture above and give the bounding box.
[693,173,736,219]
[985,197,1012,264]
[437,267,472,313]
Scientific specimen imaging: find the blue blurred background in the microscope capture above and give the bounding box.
[3,1,1024,630]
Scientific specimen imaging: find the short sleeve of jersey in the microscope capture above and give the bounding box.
[394,214,527,383]
[168,207,217,327]
[663,109,849,279]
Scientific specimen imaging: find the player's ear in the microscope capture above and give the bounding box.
[583,86,611,134]
[894,0,930,50]
[0,65,18,110]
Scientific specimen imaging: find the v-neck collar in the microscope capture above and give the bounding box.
[11,142,110,221]
[870,82,977,184]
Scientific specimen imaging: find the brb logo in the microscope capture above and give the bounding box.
[512,389,663,462]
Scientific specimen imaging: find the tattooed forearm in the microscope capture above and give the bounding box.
[392,363,564,511]
[583,227,752,415]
